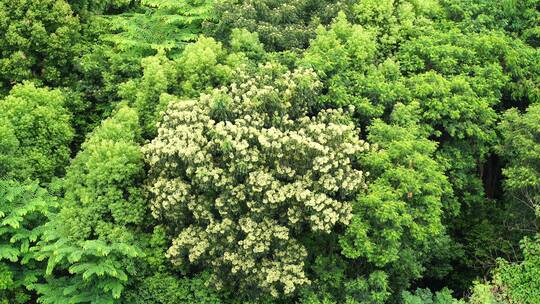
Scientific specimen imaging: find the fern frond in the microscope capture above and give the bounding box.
[103,0,214,56]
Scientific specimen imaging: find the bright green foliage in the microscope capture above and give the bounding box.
[300,12,380,119]
[35,105,146,303]
[341,103,452,292]
[119,34,258,138]
[467,282,506,304]
[207,0,350,51]
[229,29,266,61]
[104,0,214,57]
[144,66,369,299]
[402,288,464,304]
[491,103,540,304]
[173,34,264,98]
[402,69,501,225]
[504,43,540,107]
[403,71,501,145]
[140,0,215,42]
[0,120,19,179]
[174,36,238,97]
[173,32,266,99]
[0,180,57,304]
[495,237,540,304]
[351,0,442,55]
[498,104,540,215]
[398,12,540,106]
[0,0,79,91]
[119,53,176,138]
[394,23,538,287]
[0,82,73,182]
[36,240,142,304]
[300,5,537,287]
[60,105,146,230]
[396,29,509,166]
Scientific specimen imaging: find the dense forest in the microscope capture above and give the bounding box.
[0,0,539,303]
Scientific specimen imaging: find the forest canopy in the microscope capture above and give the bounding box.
[0,0,539,303]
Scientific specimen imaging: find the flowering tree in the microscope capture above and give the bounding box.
[144,65,370,299]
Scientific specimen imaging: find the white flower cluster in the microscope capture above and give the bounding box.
[144,68,369,297]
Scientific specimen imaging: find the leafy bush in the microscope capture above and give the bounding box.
[36,105,146,303]
[341,102,452,293]
[207,0,351,51]
[402,288,464,304]
[0,83,73,182]
[0,0,79,91]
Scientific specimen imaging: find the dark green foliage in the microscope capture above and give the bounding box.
[0,180,57,304]
[0,0,80,92]
[299,255,390,304]
[402,288,463,304]
[71,15,145,132]
[207,0,351,51]
[68,0,216,143]
[68,0,134,15]
[440,0,540,46]
[123,272,222,304]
